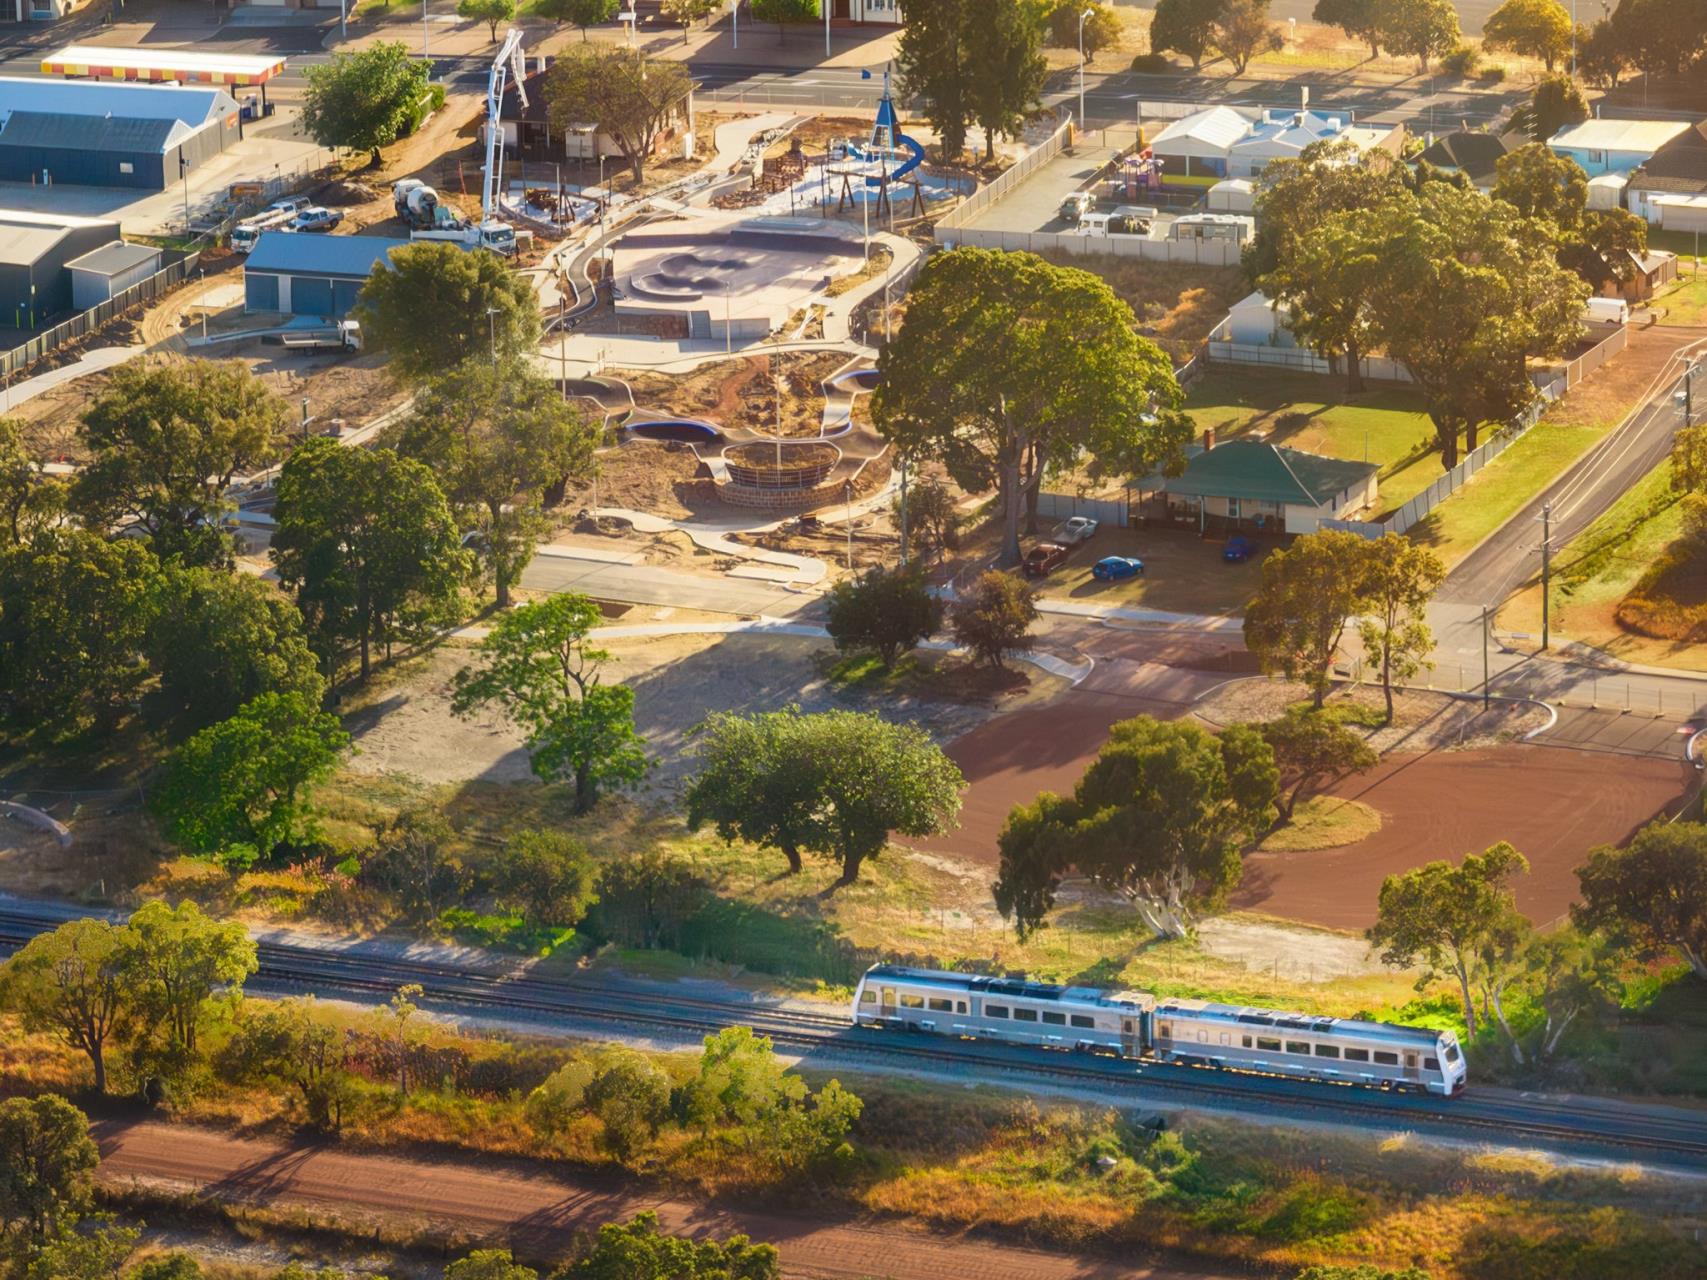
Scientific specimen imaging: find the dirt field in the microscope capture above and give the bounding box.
[614,350,855,438]
[1230,746,1693,930]
[1035,256,1247,361]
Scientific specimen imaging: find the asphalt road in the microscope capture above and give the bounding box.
[519,550,810,616]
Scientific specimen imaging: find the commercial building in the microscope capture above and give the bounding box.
[0,209,123,327]
[0,77,240,190]
[243,232,417,319]
[40,46,288,113]
[1148,105,1400,184]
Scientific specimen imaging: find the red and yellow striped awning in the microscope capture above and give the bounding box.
[40,45,287,88]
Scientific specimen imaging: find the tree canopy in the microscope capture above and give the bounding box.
[1259,708,1377,821]
[353,242,540,385]
[1150,0,1226,70]
[1243,530,1372,708]
[457,0,516,42]
[0,1096,99,1246]
[1356,533,1443,722]
[0,919,130,1095]
[545,48,693,182]
[0,418,61,549]
[873,248,1188,564]
[824,565,942,669]
[994,716,1277,939]
[1372,0,1459,72]
[687,707,963,885]
[1213,0,1283,74]
[1312,0,1383,57]
[561,1212,780,1280]
[1482,0,1572,71]
[948,569,1038,667]
[452,593,646,813]
[537,0,618,38]
[301,41,431,163]
[900,0,1045,162]
[1575,821,1707,980]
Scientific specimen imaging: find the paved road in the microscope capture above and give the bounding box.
[93,1119,1233,1280]
[520,550,812,616]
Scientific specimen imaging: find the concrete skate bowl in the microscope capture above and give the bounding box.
[719,440,849,510]
[820,363,880,438]
[563,377,634,427]
[834,368,881,392]
[628,419,725,444]
[628,248,762,303]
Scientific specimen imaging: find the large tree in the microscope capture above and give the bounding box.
[148,567,324,726]
[301,41,431,165]
[545,48,694,184]
[1577,18,1630,90]
[1610,0,1707,81]
[1372,0,1459,72]
[536,0,618,40]
[1356,533,1443,723]
[1213,0,1283,74]
[0,418,61,548]
[1245,138,1401,284]
[687,707,963,885]
[1493,142,1649,289]
[1243,529,1371,708]
[661,0,718,43]
[392,358,598,608]
[0,1096,99,1247]
[1149,0,1226,70]
[948,569,1037,667]
[873,249,1188,565]
[1313,0,1383,58]
[1259,709,1377,822]
[457,0,516,42]
[824,565,942,670]
[1481,0,1572,71]
[964,0,1046,161]
[1575,821,1707,980]
[1510,73,1588,145]
[994,716,1276,939]
[122,900,257,1057]
[1367,842,1529,1037]
[152,691,351,863]
[272,437,467,680]
[1358,183,1586,467]
[0,529,158,739]
[1042,0,1122,57]
[451,593,646,814]
[0,919,132,1094]
[73,361,287,567]
[1270,206,1391,393]
[353,242,539,386]
[896,0,973,160]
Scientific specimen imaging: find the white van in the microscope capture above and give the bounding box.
[1078,209,1150,237]
[1583,296,1629,326]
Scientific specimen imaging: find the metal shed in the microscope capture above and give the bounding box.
[0,210,122,327]
[67,241,162,309]
[243,232,420,319]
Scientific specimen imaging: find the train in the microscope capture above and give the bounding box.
[850,964,1467,1098]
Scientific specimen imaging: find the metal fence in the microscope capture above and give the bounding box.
[945,227,1244,265]
[938,116,1072,233]
[1036,489,1130,529]
[1206,340,1414,383]
[0,252,203,380]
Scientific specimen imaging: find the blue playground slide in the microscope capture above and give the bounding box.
[859,73,926,188]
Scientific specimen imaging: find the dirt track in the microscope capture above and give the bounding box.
[94,1119,1237,1280]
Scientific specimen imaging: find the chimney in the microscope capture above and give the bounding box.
[1202,427,1216,451]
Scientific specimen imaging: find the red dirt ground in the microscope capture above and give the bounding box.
[1230,746,1693,931]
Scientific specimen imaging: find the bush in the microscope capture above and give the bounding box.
[948,570,1037,668]
[1439,44,1481,76]
[1130,52,1173,73]
[1480,64,1507,82]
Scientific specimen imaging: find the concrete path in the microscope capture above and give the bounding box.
[3,343,144,412]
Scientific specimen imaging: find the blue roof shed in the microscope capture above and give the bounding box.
[243,232,418,319]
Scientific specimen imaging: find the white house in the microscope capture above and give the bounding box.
[1627,121,1707,227]
[1220,290,1296,345]
[1547,118,1692,178]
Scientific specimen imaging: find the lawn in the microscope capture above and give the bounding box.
[1183,370,1446,517]
[1653,270,1707,327]
[1036,524,1267,617]
[1649,229,1705,270]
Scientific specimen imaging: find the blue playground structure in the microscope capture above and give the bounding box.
[832,68,927,219]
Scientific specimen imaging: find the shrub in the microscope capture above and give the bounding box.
[1129,52,1173,73]
[824,565,942,669]
[948,570,1037,668]
[1439,44,1481,76]
[1480,64,1507,82]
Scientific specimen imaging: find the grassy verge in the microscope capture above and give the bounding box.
[1258,796,1382,852]
[1652,271,1707,327]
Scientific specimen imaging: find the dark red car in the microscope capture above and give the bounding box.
[1022,542,1071,577]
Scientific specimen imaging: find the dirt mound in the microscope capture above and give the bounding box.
[319,180,382,206]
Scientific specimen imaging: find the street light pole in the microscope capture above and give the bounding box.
[732,0,738,49]
[1078,8,1093,133]
[1481,605,1491,710]
[422,0,430,58]
[1540,502,1552,652]
[824,0,830,60]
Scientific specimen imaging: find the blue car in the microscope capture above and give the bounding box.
[1092,555,1145,581]
[1223,535,1255,563]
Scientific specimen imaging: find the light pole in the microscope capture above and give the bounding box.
[422,0,430,58]
[1540,502,1552,651]
[732,0,738,50]
[824,0,830,60]
[486,306,501,363]
[1078,8,1093,133]
[339,0,347,43]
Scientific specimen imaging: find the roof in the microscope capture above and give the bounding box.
[1548,118,1691,155]
[0,206,117,230]
[1587,170,1631,188]
[1162,439,1378,507]
[498,62,550,126]
[42,45,287,87]
[1230,109,1347,156]
[0,110,189,155]
[0,75,234,128]
[864,966,1152,1010]
[1151,999,1443,1048]
[66,240,159,276]
[1416,129,1520,181]
[1632,121,1707,191]
[243,232,418,278]
[1150,106,1250,152]
[0,222,75,266]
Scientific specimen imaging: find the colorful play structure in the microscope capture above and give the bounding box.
[1109,147,1166,203]
[831,68,927,219]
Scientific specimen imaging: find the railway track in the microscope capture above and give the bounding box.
[2,907,1704,1166]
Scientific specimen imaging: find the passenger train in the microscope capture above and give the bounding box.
[851,964,1467,1097]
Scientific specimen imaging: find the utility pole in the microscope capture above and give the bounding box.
[845,481,854,570]
[898,454,909,567]
[1541,502,1552,651]
[1481,604,1491,710]
[1077,8,1093,133]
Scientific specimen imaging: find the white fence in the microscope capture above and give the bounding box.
[1205,340,1415,383]
[936,117,1073,234]
[946,228,1244,265]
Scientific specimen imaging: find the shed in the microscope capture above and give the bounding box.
[1586,170,1630,211]
[1145,439,1379,537]
[1148,106,1251,182]
[1547,118,1691,178]
[1219,290,1295,346]
[66,241,161,308]
[1652,193,1707,234]
[0,209,122,327]
[1207,178,1254,213]
[243,232,420,318]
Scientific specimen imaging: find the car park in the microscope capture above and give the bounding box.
[1222,535,1255,563]
[291,207,343,233]
[1092,555,1145,581]
[1022,542,1071,577]
[1052,516,1099,544]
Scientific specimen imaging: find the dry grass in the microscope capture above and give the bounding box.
[1258,796,1383,852]
[1037,255,1248,361]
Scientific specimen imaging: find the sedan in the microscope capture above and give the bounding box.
[1092,555,1145,581]
[291,207,343,233]
[1222,535,1255,563]
[1052,516,1100,544]
[1022,542,1071,577]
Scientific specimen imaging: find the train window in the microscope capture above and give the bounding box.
[1313,1045,1340,1059]
[1241,1035,1252,1048]
[1343,1048,1369,1062]
[1041,1011,1066,1026]
[957,1002,967,1014]
[928,998,953,1012]
[986,1004,1009,1019]
[1373,1051,1398,1066]
[1424,1057,1439,1071]
[1158,1022,1172,1038]
[860,990,876,1004]
[1013,1008,1038,1023]
[1070,1015,1095,1029]
[900,995,924,1009]
[1256,1037,1281,1052]
[1285,1041,1310,1056]
[1443,1044,1461,1063]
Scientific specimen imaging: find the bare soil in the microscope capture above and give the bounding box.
[614,349,853,437]
[1192,679,1549,754]
[561,441,716,521]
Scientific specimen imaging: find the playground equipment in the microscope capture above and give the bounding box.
[1109,148,1165,203]
[830,68,927,220]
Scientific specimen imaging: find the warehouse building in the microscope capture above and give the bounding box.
[243,233,419,319]
[0,77,240,190]
[0,209,123,327]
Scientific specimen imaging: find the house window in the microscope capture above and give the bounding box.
[1587,150,1604,165]
[1226,498,1241,519]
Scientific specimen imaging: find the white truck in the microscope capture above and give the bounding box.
[411,219,528,256]
[231,207,296,253]
[393,178,526,256]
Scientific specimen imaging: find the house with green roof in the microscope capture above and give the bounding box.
[1136,437,1379,537]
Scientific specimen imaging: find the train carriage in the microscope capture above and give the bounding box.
[852,965,1466,1098]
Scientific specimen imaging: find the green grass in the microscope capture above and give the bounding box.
[1648,229,1706,268]
[1652,272,1707,327]
[1258,796,1382,852]
[1407,420,1611,565]
[1551,462,1685,616]
[1183,370,1446,516]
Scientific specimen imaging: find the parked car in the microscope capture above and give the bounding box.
[1092,555,1145,581]
[1058,191,1094,224]
[269,195,313,215]
[1222,535,1255,563]
[1052,516,1100,544]
[291,207,343,233]
[1022,542,1071,578]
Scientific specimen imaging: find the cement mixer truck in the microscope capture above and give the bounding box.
[391,178,525,256]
